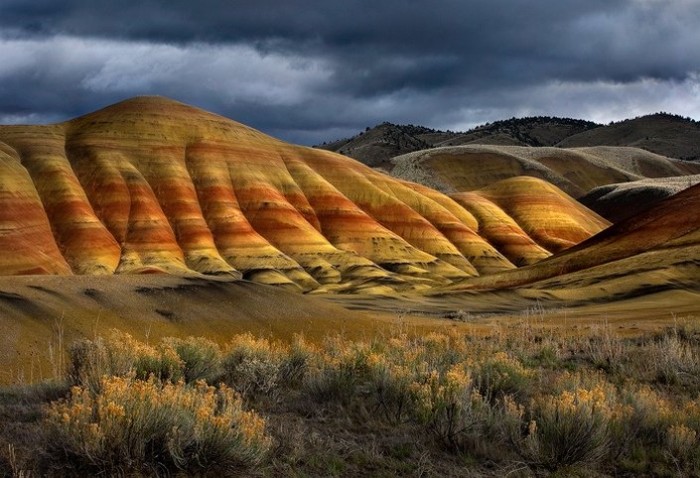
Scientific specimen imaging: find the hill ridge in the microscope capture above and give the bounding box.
[391,144,700,199]
[318,113,700,166]
[317,116,600,167]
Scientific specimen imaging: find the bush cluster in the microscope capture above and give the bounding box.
[6,323,700,476]
[44,376,270,474]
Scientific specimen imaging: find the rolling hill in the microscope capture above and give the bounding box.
[558,113,700,161]
[391,145,700,197]
[580,174,700,222]
[446,183,700,300]
[319,113,700,169]
[452,177,609,258]
[319,122,433,169]
[318,117,598,167]
[0,97,608,293]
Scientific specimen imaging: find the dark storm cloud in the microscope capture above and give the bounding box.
[1,1,699,144]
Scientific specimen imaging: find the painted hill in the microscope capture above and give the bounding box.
[452,177,609,265]
[580,174,700,222]
[558,113,700,161]
[391,145,700,197]
[446,183,700,298]
[0,97,608,293]
[318,117,598,168]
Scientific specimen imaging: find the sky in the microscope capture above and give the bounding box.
[1,0,699,145]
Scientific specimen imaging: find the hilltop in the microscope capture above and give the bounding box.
[391,144,700,198]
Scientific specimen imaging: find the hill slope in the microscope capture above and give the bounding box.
[319,113,700,169]
[452,177,609,263]
[0,97,608,293]
[391,145,700,197]
[320,122,433,169]
[446,183,700,298]
[558,113,700,161]
[318,117,598,168]
[580,174,700,222]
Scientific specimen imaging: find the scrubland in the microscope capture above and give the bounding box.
[1,317,700,477]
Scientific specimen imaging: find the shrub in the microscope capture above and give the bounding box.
[108,332,183,383]
[221,334,286,398]
[521,386,614,472]
[581,329,626,372]
[370,358,416,423]
[164,336,223,383]
[412,364,479,448]
[278,335,316,386]
[68,338,110,392]
[304,337,377,405]
[473,351,531,401]
[68,330,183,389]
[650,332,700,389]
[618,385,672,446]
[42,375,270,474]
[665,424,698,465]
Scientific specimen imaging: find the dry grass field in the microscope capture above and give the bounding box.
[2,314,700,476]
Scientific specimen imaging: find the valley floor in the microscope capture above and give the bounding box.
[0,275,698,385]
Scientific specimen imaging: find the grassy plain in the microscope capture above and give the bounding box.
[1,274,698,385]
[0,273,698,475]
[0,294,698,475]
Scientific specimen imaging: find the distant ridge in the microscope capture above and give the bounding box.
[318,113,700,167]
[317,116,599,168]
[558,113,700,161]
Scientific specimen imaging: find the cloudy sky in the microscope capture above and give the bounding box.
[1,0,699,144]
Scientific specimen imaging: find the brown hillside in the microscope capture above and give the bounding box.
[318,117,598,168]
[558,113,700,161]
[580,174,700,222]
[391,145,700,197]
[320,122,431,169]
[0,97,608,293]
[433,117,598,148]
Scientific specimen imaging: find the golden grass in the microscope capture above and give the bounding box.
[2,273,698,388]
[44,375,270,474]
[2,321,693,475]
